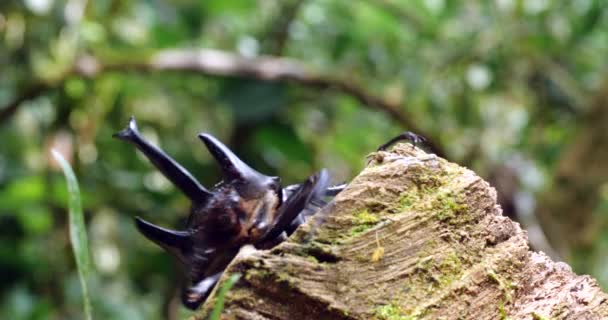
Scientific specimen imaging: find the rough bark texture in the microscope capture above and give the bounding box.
[194,144,608,320]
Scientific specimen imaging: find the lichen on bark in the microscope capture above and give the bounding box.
[194,144,608,320]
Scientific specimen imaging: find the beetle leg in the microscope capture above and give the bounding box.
[114,117,213,205]
[279,181,345,234]
[257,169,330,244]
[377,131,427,151]
[281,183,302,203]
[324,183,347,196]
[256,232,288,250]
[181,272,222,310]
[286,214,306,235]
[283,182,346,201]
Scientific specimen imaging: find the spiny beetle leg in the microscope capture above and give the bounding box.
[181,272,222,310]
[282,182,346,200]
[324,183,347,196]
[258,169,329,244]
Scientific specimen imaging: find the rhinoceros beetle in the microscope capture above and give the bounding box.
[114,117,424,309]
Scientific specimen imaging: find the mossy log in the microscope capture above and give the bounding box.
[194,144,608,320]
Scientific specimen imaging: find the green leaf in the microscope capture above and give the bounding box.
[209,273,241,320]
[51,150,93,320]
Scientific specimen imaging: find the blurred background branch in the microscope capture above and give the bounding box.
[1,48,446,156]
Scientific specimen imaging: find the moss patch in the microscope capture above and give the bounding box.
[353,209,380,224]
[348,209,381,237]
[399,191,421,209]
[413,249,464,289]
[434,192,469,224]
[487,268,514,302]
[531,312,551,320]
[373,303,418,320]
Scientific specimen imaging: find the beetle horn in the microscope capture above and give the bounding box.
[134,217,191,263]
[114,117,213,205]
[198,133,273,197]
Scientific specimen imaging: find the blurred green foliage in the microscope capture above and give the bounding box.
[1,0,607,318]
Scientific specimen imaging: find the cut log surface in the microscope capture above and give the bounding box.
[195,145,608,320]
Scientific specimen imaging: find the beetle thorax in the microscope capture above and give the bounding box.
[188,184,280,246]
[242,188,280,240]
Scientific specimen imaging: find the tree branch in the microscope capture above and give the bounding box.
[0,49,444,155]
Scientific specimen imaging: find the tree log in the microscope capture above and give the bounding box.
[194,144,608,320]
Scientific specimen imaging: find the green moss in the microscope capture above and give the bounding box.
[413,250,463,288]
[415,256,434,272]
[349,224,372,237]
[434,193,468,223]
[498,302,511,320]
[487,269,514,302]
[276,271,294,284]
[532,313,551,320]
[436,252,462,285]
[353,209,380,224]
[246,267,301,291]
[487,268,516,319]
[300,241,342,262]
[399,191,420,209]
[347,209,382,237]
[407,165,444,191]
[306,255,319,264]
[245,268,272,281]
[374,303,418,320]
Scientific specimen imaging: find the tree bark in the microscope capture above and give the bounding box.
[195,144,608,320]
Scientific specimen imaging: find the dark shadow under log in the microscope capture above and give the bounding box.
[195,144,608,320]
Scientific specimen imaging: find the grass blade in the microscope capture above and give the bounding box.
[52,150,93,320]
[209,273,241,320]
